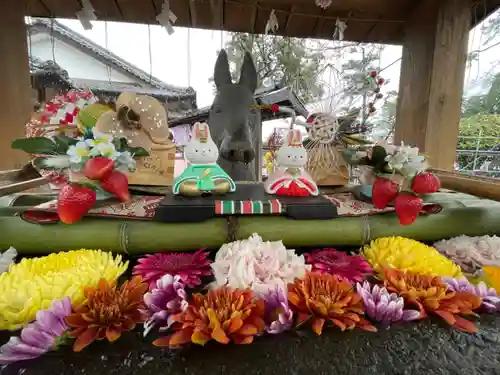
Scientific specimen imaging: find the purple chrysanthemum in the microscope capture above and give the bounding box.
[0,296,72,364]
[261,285,293,334]
[442,276,500,313]
[133,249,212,290]
[356,281,420,326]
[305,249,373,284]
[141,274,188,336]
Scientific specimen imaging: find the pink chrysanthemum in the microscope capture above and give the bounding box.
[304,249,373,284]
[133,249,212,290]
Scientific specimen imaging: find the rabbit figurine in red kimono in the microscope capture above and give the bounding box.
[264,129,319,196]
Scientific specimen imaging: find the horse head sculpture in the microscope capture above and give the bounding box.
[208,49,262,181]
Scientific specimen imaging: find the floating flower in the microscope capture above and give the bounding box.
[483,266,500,293]
[260,285,293,334]
[133,249,212,290]
[211,233,310,294]
[434,235,500,275]
[383,268,481,333]
[141,274,188,336]
[288,273,376,335]
[153,287,265,348]
[0,250,128,331]
[442,276,500,313]
[115,150,137,171]
[66,276,148,352]
[305,249,372,284]
[356,281,420,326]
[91,142,121,160]
[0,297,72,364]
[362,237,462,278]
[67,141,90,164]
[0,247,16,274]
[85,129,114,147]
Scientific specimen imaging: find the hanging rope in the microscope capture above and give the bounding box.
[104,21,112,83]
[148,24,153,84]
[187,28,192,87]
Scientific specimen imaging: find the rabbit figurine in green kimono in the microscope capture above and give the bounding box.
[173,122,236,196]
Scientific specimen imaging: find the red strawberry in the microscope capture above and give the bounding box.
[57,183,96,224]
[372,177,398,209]
[394,194,424,226]
[411,172,441,194]
[100,170,130,202]
[84,157,115,180]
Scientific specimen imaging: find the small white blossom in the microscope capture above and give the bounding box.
[67,141,90,164]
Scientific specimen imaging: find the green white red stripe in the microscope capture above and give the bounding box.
[215,200,283,215]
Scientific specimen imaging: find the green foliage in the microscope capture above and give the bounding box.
[458,114,500,150]
[220,33,325,103]
[11,136,75,155]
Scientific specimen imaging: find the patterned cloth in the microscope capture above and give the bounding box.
[215,200,283,215]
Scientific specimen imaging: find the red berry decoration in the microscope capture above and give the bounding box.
[411,172,441,194]
[57,183,97,224]
[370,71,378,77]
[84,157,115,180]
[372,177,398,209]
[270,104,280,113]
[394,193,424,226]
[100,170,131,202]
[378,78,385,85]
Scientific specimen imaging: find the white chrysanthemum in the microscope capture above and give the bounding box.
[211,233,310,294]
[0,247,16,275]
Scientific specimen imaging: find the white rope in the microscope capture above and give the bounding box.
[187,28,192,87]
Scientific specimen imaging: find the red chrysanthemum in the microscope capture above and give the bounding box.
[304,249,373,284]
[133,249,212,290]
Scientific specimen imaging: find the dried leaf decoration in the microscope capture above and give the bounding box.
[383,268,482,333]
[66,276,148,352]
[287,272,377,335]
[153,287,265,348]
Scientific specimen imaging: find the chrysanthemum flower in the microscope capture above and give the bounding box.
[442,276,500,313]
[0,297,71,364]
[141,274,188,336]
[260,285,293,334]
[305,249,372,284]
[133,249,212,290]
[356,281,420,326]
[65,276,148,352]
[362,237,462,278]
[287,273,377,335]
[483,266,500,294]
[383,268,481,333]
[211,233,310,294]
[0,250,128,331]
[153,287,265,348]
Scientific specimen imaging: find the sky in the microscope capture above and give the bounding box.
[49,11,500,139]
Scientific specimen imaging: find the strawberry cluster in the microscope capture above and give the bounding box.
[57,157,131,224]
[372,172,440,226]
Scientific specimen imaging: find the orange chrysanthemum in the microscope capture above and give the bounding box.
[287,272,377,335]
[383,268,481,333]
[153,287,265,348]
[66,276,148,352]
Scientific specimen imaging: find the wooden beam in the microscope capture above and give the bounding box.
[431,169,500,202]
[210,0,223,30]
[394,0,471,170]
[0,0,32,170]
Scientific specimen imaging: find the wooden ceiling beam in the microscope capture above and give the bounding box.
[189,0,198,27]
[210,0,224,30]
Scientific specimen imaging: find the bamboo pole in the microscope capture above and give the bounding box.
[2,203,500,253]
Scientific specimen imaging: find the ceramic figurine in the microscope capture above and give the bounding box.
[173,122,236,196]
[264,129,319,196]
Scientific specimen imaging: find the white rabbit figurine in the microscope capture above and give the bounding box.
[173,122,236,196]
[264,128,319,196]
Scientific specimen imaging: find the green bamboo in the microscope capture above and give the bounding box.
[0,217,229,253]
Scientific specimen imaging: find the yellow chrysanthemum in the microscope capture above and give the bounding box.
[361,236,462,278]
[483,266,500,293]
[0,249,128,331]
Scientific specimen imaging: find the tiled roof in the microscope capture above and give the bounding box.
[27,18,196,101]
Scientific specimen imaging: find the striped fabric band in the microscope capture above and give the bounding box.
[215,200,283,215]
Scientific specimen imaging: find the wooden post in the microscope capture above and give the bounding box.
[0,0,32,170]
[394,0,471,170]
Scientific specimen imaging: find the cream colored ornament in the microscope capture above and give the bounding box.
[95,92,176,186]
